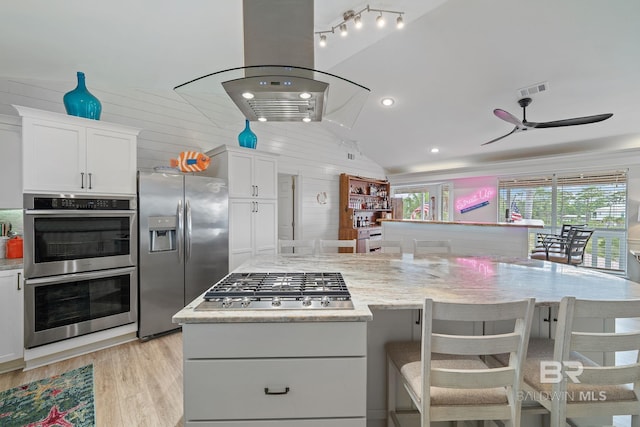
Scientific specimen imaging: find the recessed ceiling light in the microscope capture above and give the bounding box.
[431,148,440,153]
[299,92,312,99]
[242,92,255,99]
[258,117,267,122]
[381,97,395,107]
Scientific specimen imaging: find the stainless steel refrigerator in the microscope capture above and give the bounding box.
[137,171,228,339]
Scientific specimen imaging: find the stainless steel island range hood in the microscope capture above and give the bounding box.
[174,0,370,128]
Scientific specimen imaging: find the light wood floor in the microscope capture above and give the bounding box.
[0,331,184,427]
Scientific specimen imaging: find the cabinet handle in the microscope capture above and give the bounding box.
[256,185,259,197]
[255,201,259,213]
[88,173,93,189]
[264,387,290,395]
[17,272,21,290]
[80,172,85,189]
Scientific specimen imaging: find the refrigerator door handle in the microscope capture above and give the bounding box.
[177,199,184,262]
[185,199,192,262]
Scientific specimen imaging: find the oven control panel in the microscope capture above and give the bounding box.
[31,196,132,210]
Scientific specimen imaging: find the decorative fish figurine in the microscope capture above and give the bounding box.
[170,151,211,172]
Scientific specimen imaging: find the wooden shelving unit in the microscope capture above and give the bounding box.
[339,173,391,253]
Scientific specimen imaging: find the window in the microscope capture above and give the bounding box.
[392,183,452,221]
[498,170,627,272]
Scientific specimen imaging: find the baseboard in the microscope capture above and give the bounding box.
[0,358,25,374]
[23,323,138,370]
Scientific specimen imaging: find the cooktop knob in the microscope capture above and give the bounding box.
[222,297,233,308]
[302,296,312,307]
[272,297,282,307]
[321,296,331,307]
[241,297,251,308]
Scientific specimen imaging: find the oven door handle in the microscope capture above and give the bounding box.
[24,266,137,285]
[185,199,192,262]
[177,199,184,262]
[24,210,136,215]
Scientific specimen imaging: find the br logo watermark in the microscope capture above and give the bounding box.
[518,360,607,402]
[540,361,583,384]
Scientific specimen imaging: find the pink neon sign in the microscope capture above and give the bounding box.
[455,187,496,212]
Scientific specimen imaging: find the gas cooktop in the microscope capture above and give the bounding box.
[196,272,354,310]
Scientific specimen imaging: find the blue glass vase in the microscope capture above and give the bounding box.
[238,119,257,149]
[63,71,102,120]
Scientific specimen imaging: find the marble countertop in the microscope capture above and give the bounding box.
[173,253,640,324]
[0,258,23,271]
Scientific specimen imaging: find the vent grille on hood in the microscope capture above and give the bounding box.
[174,0,369,128]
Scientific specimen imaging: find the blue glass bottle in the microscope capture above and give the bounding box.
[63,71,102,120]
[238,119,257,149]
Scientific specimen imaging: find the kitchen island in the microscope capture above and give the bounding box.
[174,254,640,427]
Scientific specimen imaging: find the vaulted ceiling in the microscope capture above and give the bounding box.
[2,0,639,176]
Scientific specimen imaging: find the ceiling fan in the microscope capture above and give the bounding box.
[482,97,613,146]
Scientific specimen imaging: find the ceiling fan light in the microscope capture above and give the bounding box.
[376,14,385,28]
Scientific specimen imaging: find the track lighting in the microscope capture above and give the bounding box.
[315,4,405,48]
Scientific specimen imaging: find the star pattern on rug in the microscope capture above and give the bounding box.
[26,404,81,427]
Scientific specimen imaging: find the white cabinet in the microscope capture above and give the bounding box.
[14,105,140,195]
[0,269,23,368]
[206,145,278,270]
[0,115,22,208]
[182,322,367,427]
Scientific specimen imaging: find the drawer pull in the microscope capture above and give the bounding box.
[264,386,290,395]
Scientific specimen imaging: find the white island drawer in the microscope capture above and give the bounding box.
[183,322,366,358]
[184,357,367,421]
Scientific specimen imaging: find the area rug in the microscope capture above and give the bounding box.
[0,364,95,427]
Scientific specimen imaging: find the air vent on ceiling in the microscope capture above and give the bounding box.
[347,153,356,160]
[517,81,549,98]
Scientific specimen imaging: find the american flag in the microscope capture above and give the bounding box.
[511,201,522,221]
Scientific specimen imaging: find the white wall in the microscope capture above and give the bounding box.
[0,77,385,241]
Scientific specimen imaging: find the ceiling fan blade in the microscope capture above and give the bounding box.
[481,127,519,146]
[494,109,524,127]
[525,113,613,129]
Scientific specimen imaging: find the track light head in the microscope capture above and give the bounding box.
[396,15,404,29]
[354,14,362,29]
[339,23,348,37]
[319,34,327,47]
[376,13,385,28]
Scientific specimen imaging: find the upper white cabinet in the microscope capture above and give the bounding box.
[0,115,22,208]
[14,105,140,195]
[208,145,277,199]
[0,269,23,369]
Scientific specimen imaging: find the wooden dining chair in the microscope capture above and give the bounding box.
[413,239,451,257]
[497,297,640,427]
[364,239,403,255]
[277,239,316,255]
[318,239,356,253]
[386,297,535,426]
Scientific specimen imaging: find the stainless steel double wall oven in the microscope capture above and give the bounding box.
[23,194,137,348]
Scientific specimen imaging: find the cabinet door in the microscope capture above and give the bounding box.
[229,199,254,270]
[228,152,254,198]
[0,269,23,364]
[253,155,277,199]
[0,120,22,207]
[254,200,277,256]
[22,118,86,193]
[86,128,137,194]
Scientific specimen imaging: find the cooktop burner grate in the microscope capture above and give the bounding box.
[198,272,353,310]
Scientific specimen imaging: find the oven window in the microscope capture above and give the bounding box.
[34,217,131,262]
[34,274,131,332]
